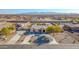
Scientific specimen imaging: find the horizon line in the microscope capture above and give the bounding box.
[0,9,79,14]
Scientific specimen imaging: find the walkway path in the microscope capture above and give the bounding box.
[21,35,35,44]
[6,31,25,44]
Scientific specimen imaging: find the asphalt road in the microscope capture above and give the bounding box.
[0,44,79,49]
[6,20,72,23]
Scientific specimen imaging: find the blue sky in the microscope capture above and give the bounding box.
[0,9,79,14]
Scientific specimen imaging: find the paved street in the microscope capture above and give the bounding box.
[6,20,72,23]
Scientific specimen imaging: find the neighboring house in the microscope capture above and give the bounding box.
[63,24,79,32]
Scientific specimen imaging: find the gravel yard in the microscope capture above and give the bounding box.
[50,31,79,44]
